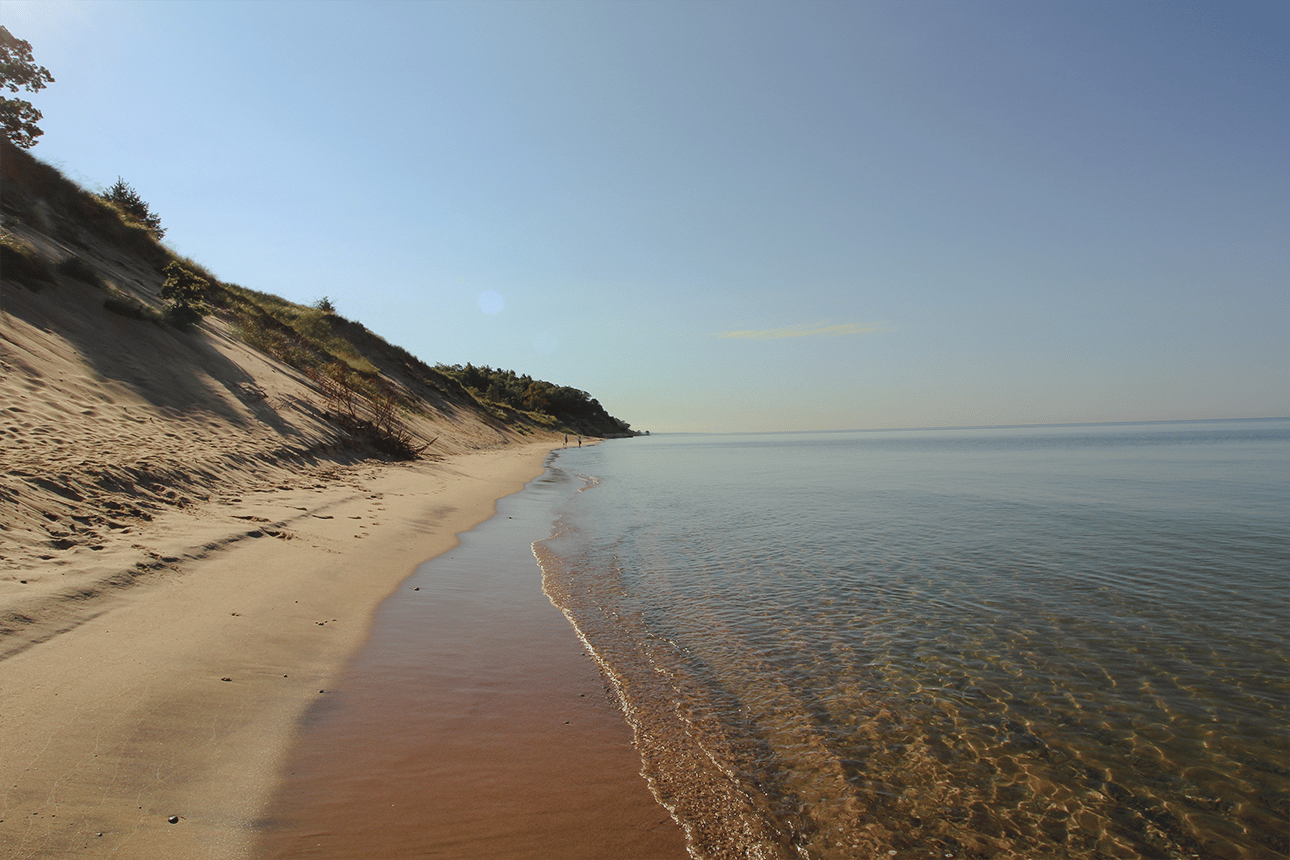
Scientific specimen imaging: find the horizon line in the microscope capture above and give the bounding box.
[631,416,1290,436]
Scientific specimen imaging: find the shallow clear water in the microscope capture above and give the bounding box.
[536,420,1290,860]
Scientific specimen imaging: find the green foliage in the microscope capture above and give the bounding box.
[289,307,377,374]
[0,233,53,288]
[235,314,315,369]
[103,290,163,323]
[219,282,378,378]
[435,363,633,436]
[101,178,165,239]
[0,25,54,148]
[0,141,168,264]
[160,261,209,330]
[313,295,336,313]
[56,254,105,288]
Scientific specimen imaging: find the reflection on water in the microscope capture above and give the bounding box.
[537,421,1290,859]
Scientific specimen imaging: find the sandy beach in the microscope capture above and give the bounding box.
[255,455,686,859]
[0,444,523,856]
[1,203,682,857]
[2,442,686,859]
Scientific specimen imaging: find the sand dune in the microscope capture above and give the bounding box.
[1,149,639,858]
[1,255,538,658]
[0,136,686,858]
[0,256,580,858]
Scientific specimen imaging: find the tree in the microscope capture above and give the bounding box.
[160,261,209,330]
[0,25,55,148]
[102,178,166,239]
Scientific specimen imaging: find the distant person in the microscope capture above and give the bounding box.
[563,434,568,448]
[578,435,582,447]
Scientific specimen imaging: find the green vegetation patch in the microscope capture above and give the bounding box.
[103,289,162,323]
[0,234,53,289]
[215,283,380,380]
[435,363,633,436]
[55,254,106,288]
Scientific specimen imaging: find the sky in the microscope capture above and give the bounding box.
[4,0,1287,433]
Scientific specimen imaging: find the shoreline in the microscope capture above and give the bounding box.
[255,447,687,858]
[0,442,562,859]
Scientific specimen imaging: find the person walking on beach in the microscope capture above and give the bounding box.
[563,434,568,448]
[577,435,582,447]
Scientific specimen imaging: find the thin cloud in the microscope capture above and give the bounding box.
[717,321,891,341]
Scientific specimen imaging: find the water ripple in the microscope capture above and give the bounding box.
[539,422,1290,859]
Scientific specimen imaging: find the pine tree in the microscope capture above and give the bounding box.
[102,178,166,239]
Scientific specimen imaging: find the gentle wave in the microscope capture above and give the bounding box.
[537,421,1290,859]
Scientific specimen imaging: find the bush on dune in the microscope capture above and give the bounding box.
[160,261,209,331]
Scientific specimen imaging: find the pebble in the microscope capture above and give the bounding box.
[168,816,179,824]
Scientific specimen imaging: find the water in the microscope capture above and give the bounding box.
[535,420,1290,860]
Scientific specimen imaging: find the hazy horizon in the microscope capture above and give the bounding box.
[632,415,1290,436]
[6,0,1286,433]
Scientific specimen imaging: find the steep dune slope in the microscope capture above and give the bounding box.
[0,142,606,859]
[0,140,556,656]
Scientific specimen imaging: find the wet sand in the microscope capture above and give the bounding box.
[0,444,577,859]
[1,165,675,857]
[255,456,688,859]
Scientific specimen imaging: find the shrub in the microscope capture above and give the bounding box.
[305,362,429,460]
[160,261,208,330]
[434,362,634,436]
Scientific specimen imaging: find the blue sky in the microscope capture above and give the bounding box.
[5,0,1286,432]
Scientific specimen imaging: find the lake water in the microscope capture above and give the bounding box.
[536,420,1290,860]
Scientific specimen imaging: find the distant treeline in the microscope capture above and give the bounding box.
[436,364,634,437]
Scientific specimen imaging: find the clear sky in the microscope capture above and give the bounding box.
[5,0,1287,432]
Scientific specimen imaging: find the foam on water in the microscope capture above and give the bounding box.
[537,420,1290,860]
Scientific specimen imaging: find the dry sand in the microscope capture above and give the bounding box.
[1,445,556,859]
[1,256,684,857]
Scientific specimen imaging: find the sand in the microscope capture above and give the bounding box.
[1,246,684,857]
[255,459,686,859]
[1,444,551,858]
